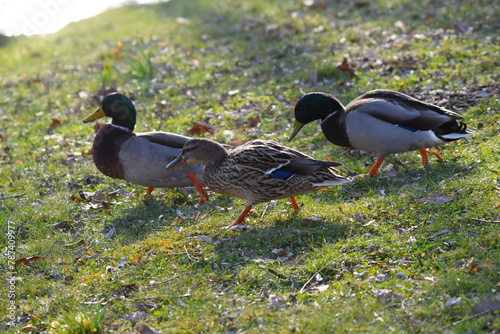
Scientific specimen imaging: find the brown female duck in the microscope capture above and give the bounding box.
[167,138,349,227]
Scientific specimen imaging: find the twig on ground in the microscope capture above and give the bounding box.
[132,293,191,300]
[1,193,26,199]
[300,255,342,293]
[471,218,500,224]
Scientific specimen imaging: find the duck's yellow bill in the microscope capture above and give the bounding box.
[83,106,106,123]
[166,156,187,170]
[287,121,304,142]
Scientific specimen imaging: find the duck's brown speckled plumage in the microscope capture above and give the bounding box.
[167,138,349,227]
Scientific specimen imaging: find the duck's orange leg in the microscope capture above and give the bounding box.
[147,186,154,194]
[187,173,208,204]
[367,157,385,176]
[290,196,300,214]
[429,149,443,160]
[227,205,253,228]
[419,148,443,165]
[419,149,429,165]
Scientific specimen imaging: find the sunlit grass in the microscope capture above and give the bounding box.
[0,0,499,332]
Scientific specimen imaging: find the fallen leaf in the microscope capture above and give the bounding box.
[22,325,38,331]
[471,296,500,315]
[15,256,45,266]
[469,261,488,273]
[114,41,122,60]
[122,283,138,291]
[426,229,453,239]
[81,148,93,156]
[268,294,287,309]
[445,296,462,308]
[46,118,63,134]
[272,248,293,261]
[63,275,74,282]
[53,221,86,231]
[248,115,260,127]
[337,58,356,77]
[195,235,228,245]
[187,121,214,136]
[372,289,402,302]
[93,121,102,133]
[123,311,146,323]
[313,284,330,292]
[268,268,288,280]
[0,132,6,140]
[367,274,389,282]
[418,193,452,204]
[135,323,161,334]
[64,239,86,247]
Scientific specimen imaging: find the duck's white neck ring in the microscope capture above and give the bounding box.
[109,123,133,132]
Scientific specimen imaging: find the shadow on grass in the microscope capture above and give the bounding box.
[0,34,12,48]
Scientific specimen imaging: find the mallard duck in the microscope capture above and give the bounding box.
[83,93,207,203]
[166,138,349,228]
[288,90,474,176]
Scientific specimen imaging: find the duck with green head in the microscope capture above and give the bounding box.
[167,138,349,228]
[289,90,474,176]
[83,93,207,203]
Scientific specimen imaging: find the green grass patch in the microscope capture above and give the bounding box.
[1,0,499,332]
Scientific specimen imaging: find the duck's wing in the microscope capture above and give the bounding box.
[231,140,340,177]
[348,90,463,131]
[136,131,191,149]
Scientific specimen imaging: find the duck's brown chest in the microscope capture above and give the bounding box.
[92,125,133,180]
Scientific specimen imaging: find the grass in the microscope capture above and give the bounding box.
[1,0,499,332]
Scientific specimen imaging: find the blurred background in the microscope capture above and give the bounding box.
[0,0,168,36]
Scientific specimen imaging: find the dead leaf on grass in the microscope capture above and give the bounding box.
[426,229,453,240]
[337,58,356,77]
[123,311,146,323]
[114,41,122,60]
[46,118,63,134]
[471,296,500,315]
[187,121,214,136]
[372,289,402,302]
[135,323,161,334]
[367,274,389,282]
[445,296,462,308]
[313,284,329,292]
[418,193,453,204]
[22,325,38,332]
[0,132,6,140]
[134,253,142,265]
[64,239,86,248]
[469,261,490,273]
[15,256,45,266]
[248,115,260,127]
[268,268,288,280]
[268,294,287,309]
[81,148,93,156]
[53,221,86,231]
[272,248,293,261]
[93,121,102,133]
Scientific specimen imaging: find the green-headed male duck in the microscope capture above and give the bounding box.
[83,93,207,203]
[289,90,474,176]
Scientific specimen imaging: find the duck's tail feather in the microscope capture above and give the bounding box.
[434,121,474,142]
[312,176,350,187]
